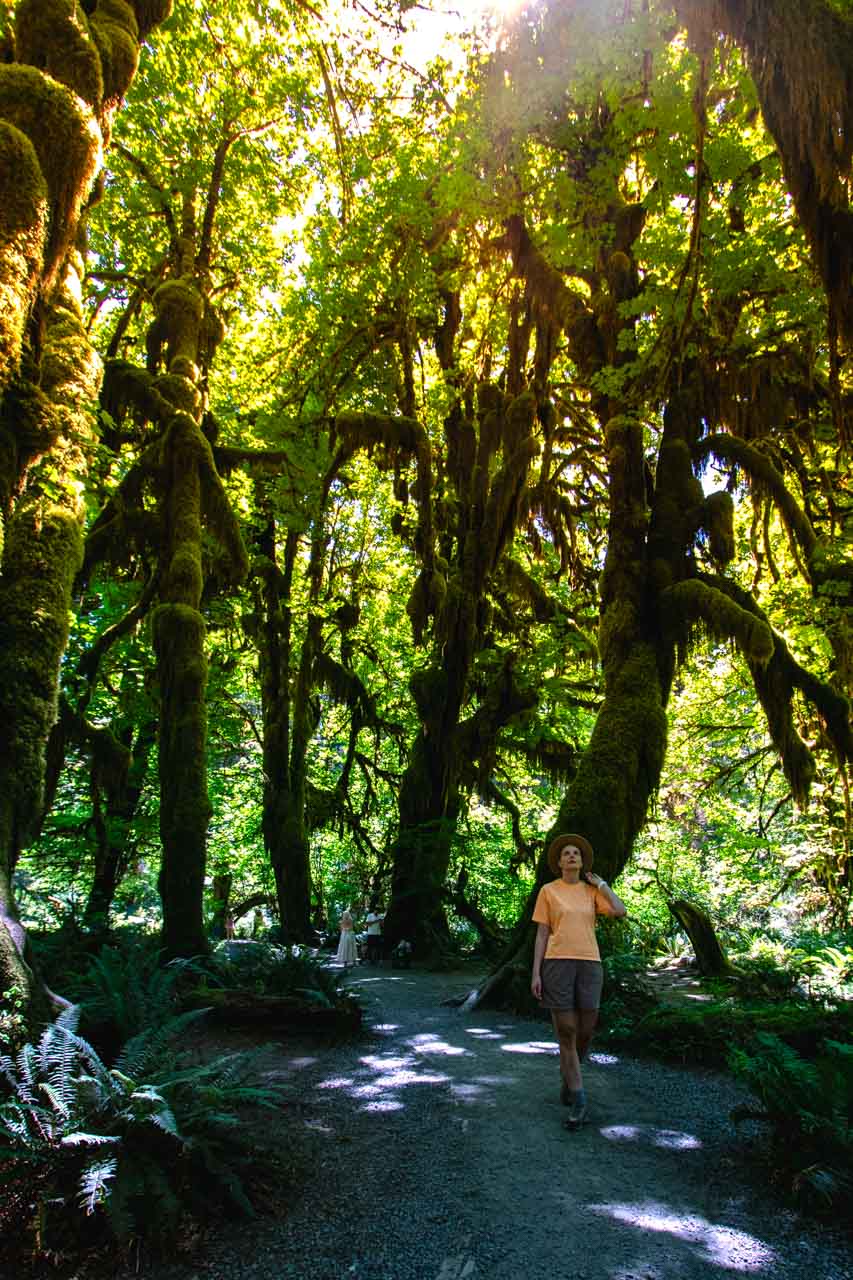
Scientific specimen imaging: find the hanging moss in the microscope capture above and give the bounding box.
[520,737,577,787]
[445,403,476,497]
[502,387,536,456]
[410,664,449,721]
[15,0,103,108]
[0,64,101,289]
[332,410,425,471]
[662,579,774,664]
[703,490,735,564]
[197,438,250,587]
[406,568,431,644]
[677,0,853,343]
[0,121,47,390]
[480,437,539,575]
[314,651,376,723]
[89,0,139,115]
[101,357,169,427]
[697,432,817,568]
[698,570,851,800]
[131,0,173,41]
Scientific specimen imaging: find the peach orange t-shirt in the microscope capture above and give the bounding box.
[532,879,615,961]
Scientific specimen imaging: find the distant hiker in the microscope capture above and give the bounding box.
[531,833,627,1130]
[335,907,358,967]
[224,910,236,939]
[393,939,413,968]
[365,906,386,965]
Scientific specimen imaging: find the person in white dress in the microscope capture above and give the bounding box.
[335,907,358,966]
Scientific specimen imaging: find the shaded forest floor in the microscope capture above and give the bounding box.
[30,963,853,1280]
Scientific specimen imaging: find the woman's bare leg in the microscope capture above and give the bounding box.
[551,1010,581,1090]
[576,1009,599,1062]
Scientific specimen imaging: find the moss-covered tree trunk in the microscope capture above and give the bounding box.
[252,515,314,944]
[0,0,171,1034]
[82,714,156,934]
[669,899,736,977]
[153,402,212,958]
[385,702,464,953]
[385,384,539,957]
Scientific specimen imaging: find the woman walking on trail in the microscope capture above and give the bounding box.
[335,907,358,967]
[531,834,627,1129]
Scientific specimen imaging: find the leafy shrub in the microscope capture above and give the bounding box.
[729,1032,853,1215]
[204,941,356,1011]
[0,1005,285,1256]
[612,997,853,1066]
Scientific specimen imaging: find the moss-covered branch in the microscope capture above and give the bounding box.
[698,571,851,801]
[661,578,774,664]
[695,432,817,568]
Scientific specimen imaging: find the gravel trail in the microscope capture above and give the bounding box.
[131,966,851,1280]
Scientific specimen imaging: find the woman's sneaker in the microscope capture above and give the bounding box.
[564,1095,587,1129]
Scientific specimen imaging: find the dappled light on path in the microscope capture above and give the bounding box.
[229,971,848,1280]
[500,1038,557,1054]
[588,1202,777,1272]
[600,1124,703,1150]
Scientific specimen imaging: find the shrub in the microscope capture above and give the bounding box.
[729,1032,853,1216]
[611,997,853,1066]
[205,941,357,1011]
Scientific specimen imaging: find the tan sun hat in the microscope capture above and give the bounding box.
[547,833,594,876]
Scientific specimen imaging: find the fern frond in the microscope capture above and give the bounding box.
[115,1008,210,1079]
[79,1156,117,1215]
[60,1131,121,1148]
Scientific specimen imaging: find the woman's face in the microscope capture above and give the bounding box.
[559,845,583,872]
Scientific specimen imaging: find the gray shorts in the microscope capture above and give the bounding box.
[540,959,603,1011]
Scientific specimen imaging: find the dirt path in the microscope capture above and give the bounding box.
[140,966,849,1280]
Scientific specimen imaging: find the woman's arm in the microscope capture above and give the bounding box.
[586,873,627,918]
[531,922,550,999]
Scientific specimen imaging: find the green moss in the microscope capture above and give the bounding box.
[15,0,103,108]
[410,664,448,720]
[197,438,249,587]
[90,0,139,111]
[153,370,202,416]
[663,579,774,663]
[131,0,173,41]
[598,597,639,671]
[0,499,83,847]
[406,569,431,644]
[101,358,165,426]
[1,378,57,465]
[0,121,47,389]
[704,490,735,563]
[0,64,102,288]
[555,642,668,879]
[151,277,203,372]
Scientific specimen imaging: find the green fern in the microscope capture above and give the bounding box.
[0,1004,287,1250]
[728,1031,853,1213]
